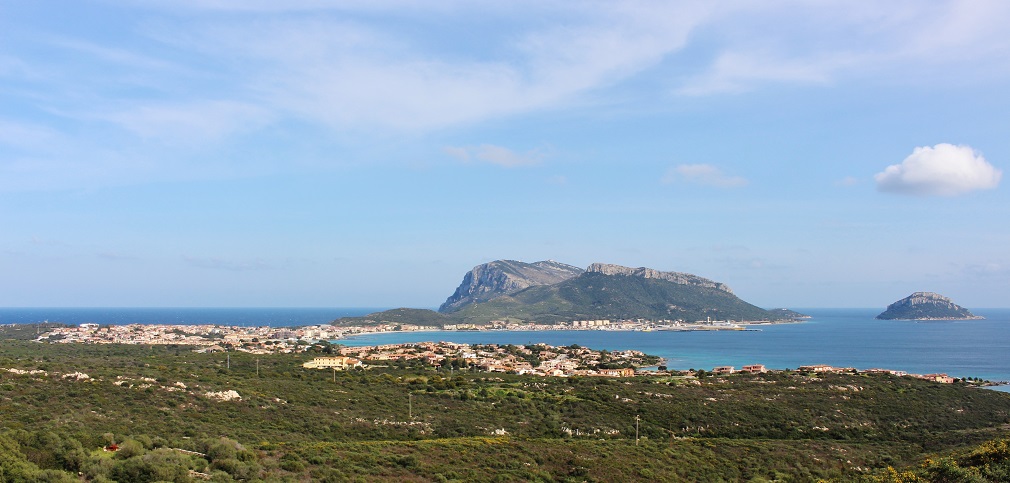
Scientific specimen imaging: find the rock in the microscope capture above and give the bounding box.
[439,260,584,312]
[876,292,982,320]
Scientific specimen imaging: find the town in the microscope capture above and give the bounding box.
[305,341,657,377]
[32,315,793,353]
[33,322,965,384]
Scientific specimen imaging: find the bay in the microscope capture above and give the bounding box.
[3,306,1007,383]
[339,308,1010,382]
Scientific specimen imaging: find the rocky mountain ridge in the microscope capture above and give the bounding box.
[586,263,733,294]
[875,292,982,320]
[339,259,796,327]
[438,260,584,312]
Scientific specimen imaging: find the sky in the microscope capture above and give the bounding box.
[1,1,1008,309]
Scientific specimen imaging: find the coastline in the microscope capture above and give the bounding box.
[6,307,1010,383]
[333,309,1010,382]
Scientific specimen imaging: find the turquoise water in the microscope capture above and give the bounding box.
[339,308,1010,382]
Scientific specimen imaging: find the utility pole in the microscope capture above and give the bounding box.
[256,358,260,377]
[332,367,336,383]
[408,393,413,420]
[227,353,230,370]
[635,415,641,446]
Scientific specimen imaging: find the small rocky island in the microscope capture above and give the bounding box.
[876,292,983,320]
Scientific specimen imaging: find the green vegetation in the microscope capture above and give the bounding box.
[337,307,454,327]
[0,340,1008,481]
[0,322,70,340]
[869,439,1010,482]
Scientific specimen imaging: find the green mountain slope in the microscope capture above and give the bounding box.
[335,307,454,327]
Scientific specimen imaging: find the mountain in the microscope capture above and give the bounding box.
[438,260,584,312]
[449,262,777,323]
[876,292,982,320]
[334,261,791,327]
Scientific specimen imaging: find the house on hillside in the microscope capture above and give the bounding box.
[798,364,838,373]
[302,356,362,370]
[598,367,635,377]
[919,373,955,384]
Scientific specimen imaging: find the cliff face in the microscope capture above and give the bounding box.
[439,260,584,313]
[586,263,733,294]
[876,292,981,320]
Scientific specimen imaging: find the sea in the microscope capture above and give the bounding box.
[0,307,382,328]
[2,307,1009,385]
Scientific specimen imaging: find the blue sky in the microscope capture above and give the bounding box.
[2,1,1008,309]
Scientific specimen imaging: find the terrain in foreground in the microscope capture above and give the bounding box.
[0,340,1008,481]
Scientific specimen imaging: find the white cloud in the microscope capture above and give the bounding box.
[444,144,543,168]
[662,164,748,188]
[875,143,1001,196]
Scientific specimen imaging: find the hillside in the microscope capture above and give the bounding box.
[877,292,982,320]
[0,340,1008,481]
[335,307,454,327]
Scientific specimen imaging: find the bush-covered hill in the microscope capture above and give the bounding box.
[0,340,1008,481]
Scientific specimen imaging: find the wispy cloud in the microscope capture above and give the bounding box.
[98,100,271,143]
[677,2,1010,96]
[0,118,59,150]
[662,164,748,188]
[6,1,1010,193]
[835,176,860,187]
[548,175,568,185]
[444,144,544,168]
[875,143,1001,196]
[138,4,710,132]
[183,255,273,271]
[678,50,843,96]
[97,251,138,261]
[963,262,1010,278]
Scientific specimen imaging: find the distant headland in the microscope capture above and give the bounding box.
[336,259,806,328]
